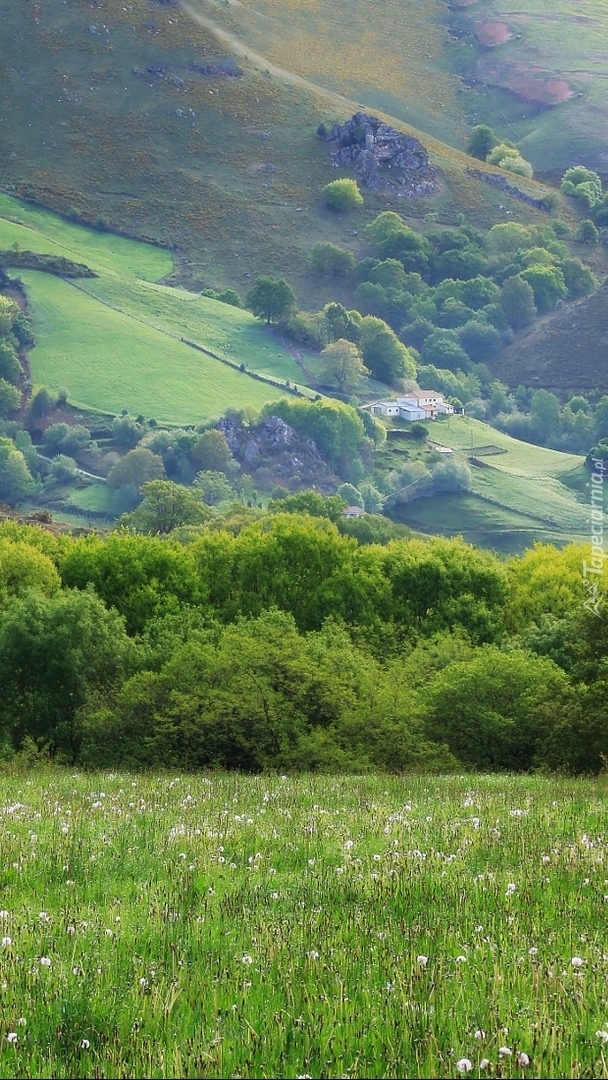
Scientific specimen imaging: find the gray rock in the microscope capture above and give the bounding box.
[326,112,437,196]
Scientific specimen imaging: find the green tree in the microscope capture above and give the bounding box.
[0,538,60,607]
[0,437,37,505]
[308,242,355,277]
[321,302,362,344]
[319,339,369,394]
[519,264,567,312]
[323,178,364,212]
[0,378,21,417]
[60,532,203,634]
[487,144,534,178]
[107,447,165,491]
[190,429,238,476]
[118,480,212,535]
[576,219,599,244]
[246,276,297,324]
[421,647,574,770]
[193,470,236,506]
[420,329,471,373]
[359,317,416,385]
[0,340,22,385]
[43,423,91,456]
[267,490,347,523]
[0,586,135,761]
[500,275,537,329]
[561,257,597,299]
[467,124,499,160]
[337,482,364,509]
[458,320,502,361]
[27,386,57,419]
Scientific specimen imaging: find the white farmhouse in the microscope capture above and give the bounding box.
[366,391,454,421]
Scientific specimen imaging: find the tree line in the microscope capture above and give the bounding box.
[0,512,604,775]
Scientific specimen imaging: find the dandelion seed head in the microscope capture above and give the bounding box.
[6,1032,17,1044]
[516,1051,530,1066]
[456,1060,473,1075]
[571,956,584,968]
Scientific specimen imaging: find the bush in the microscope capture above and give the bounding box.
[323,178,364,212]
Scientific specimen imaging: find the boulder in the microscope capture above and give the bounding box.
[326,112,437,195]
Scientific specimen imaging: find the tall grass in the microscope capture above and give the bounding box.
[2,771,608,1078]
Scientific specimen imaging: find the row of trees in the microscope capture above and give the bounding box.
[0,517,604,773]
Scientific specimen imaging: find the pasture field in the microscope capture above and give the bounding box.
[397,416,588,553]
[455,0,608,178]
[0,194,312,421]
[0,0,564,306]
[2,771,608,1078]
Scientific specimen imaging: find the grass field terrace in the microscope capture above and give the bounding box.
[0,194,315,423]
[2,771,608,1078]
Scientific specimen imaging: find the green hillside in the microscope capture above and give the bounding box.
[0,194,314,422]
[395,415,587,553]
[452,0,608,179]
[0,0,567,308]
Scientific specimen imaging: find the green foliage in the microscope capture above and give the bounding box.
[190,429,238,476]
[0,586,134,760]
[319,338,368,393]
[118,480,213,536]
[0,436,37,505]
[193,470,236,506]
[0,339,22,385]
[561,167,603,212]
[359,317,416,385]
[500,275,537,329]
[576,219,599,244]
[519,264,567,312]
[421,648,573,770]
[420,329,471,373]
[337,482,364,509]
[467,124,499,160]
[43,422,91,456]
[262,397,365,472]
[308,242,355,277]
[0,378,21,417]
[0,538,60,607]
[487,144,534,178]
[107,447,165,492]
[323,178,364,212]
[60,532,204,634]
[27,386,57,419]
[246,276,297,324]
[267,490,347,523]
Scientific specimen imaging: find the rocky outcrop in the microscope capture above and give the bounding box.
[217,415,337,490]
[326,112,438,196]
[467,167,549,210]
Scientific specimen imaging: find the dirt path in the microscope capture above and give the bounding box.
[180,2,363,113]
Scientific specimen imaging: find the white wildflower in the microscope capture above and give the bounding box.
[516,1051,530,1066]
[456,1059,473,1074]
[479,1059,491,1070]
[40,956,51,967]
[1,937,11,947]
[499,1046,512,1057]
[474,1030,485,1040]
[6,1033,17,1044]
[416,954,428,966]
[571,956,584,968]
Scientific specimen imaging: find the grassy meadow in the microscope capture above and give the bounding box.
[0,0,566,305]
[394,416,587,553]
[455,0,608,178]
[2,770,608,1078]
[0,194,312,422]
